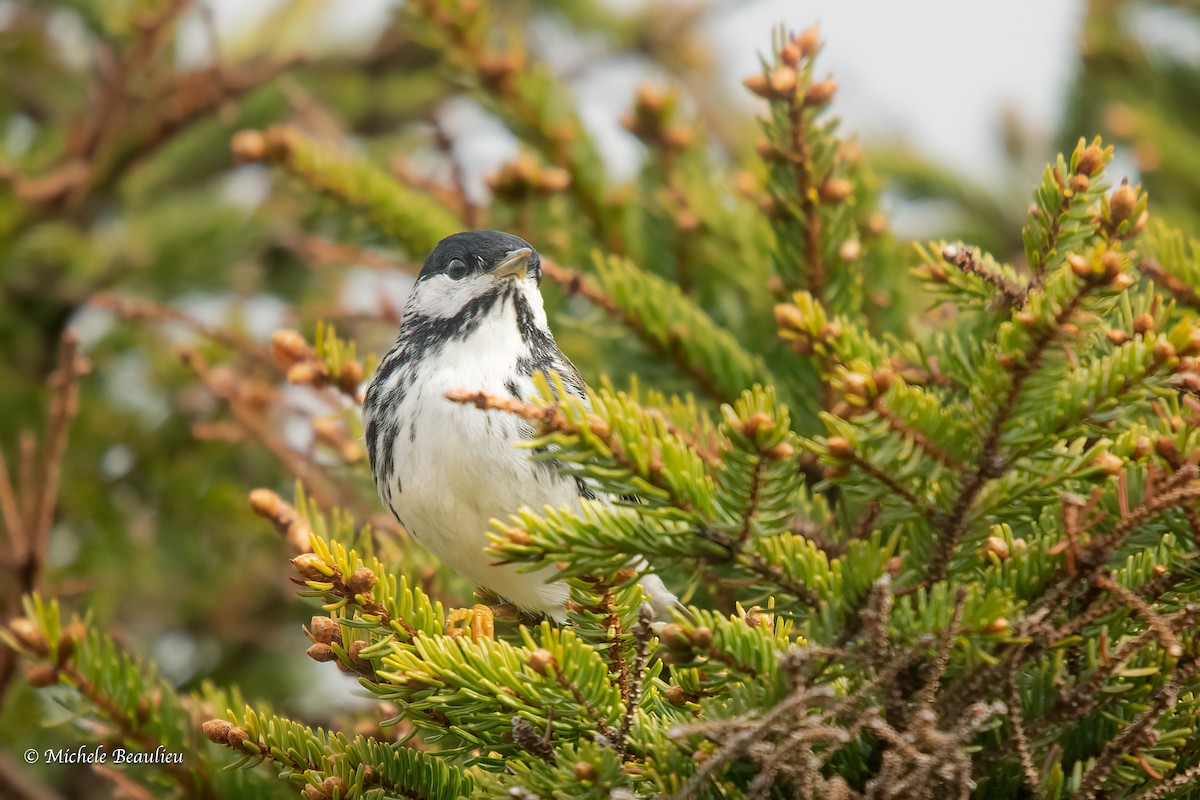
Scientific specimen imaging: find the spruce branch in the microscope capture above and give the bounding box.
[0,333,88,712]
[615,603,654,759]
[1076,683,1180,800]
[925,275,1098,584]
[941,243,1029,308]
[231,126,459,255]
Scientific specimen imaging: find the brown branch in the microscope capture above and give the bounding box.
[180,348,342,510]
[1076,683,1179,800]
[1140,258,1200,312]
[849,452,932,514]
[1093,573,1182,658]
[90,293,275,370]
[1004,646,1041,794]
[616,604,654,759]
[875,402,965,471]
[1134,764,1200,800]
[941,244,1029,308]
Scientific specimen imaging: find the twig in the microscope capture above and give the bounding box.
[941,244,1028,308]
[616,603,654,759]
[1075,683,1179,800]
[925,281,1093,584]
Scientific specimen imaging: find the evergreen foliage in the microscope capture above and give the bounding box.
[5,1,1200,799]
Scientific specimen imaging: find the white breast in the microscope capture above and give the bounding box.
[381,294,576,618]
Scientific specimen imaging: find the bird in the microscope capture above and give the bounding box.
[362,230,675,623]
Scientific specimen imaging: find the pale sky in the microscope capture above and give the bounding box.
[199,0,1086,187]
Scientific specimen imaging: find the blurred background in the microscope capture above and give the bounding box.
[1,0,1198,795]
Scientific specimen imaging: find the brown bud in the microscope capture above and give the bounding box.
[1182,328,1200,357]
[795,25,821,58]
[309,616,341,645]
[804,78,837,107]
[886,556,903,575]
[635,84,665,114]
[984,536,1009,561]
[231,130,267,163]
[321,777,347,797]
[1069,173,1090,193]
[24,663,57,688]
[57,622,86,663]
[825,437,855,461]
[780,43,800,67]
[692,750,712,764]
[659,623,689,651]
[1100,251,1123,281]
[769,66,798,96]
[1130,209,1150,237]
[8,617,47,654]
[336,361,363,391]
[287,361,326,386]
[529,648,554,675]
[539,168,571,193]
[1014,312,1038,329]
[573,761,598,782]
[1111,272,1136,290]
[664,685,688,705]
[742,74,772,99]
[1132,436,1152,460]
[1076,144,1104,176]
[226,726,250,751]
[675,209,701,232]
[346,567,377,596]
[1065,252,1091,279]
[1131,314,1155,336]
[1154,339,1176,363]
[983,618,1010,635]
[1110,183,1137,224]
[292,553,328,580]
[865,211,888,237]
[1093,452,1124,476]
[306,642,337,662]
[203,719,233,745]
[842,372,870,398]
[690,627,714,650]
[839,239,862,263]
[302,785,325,800]
[249,488,281,518]
[767,442,795,459]
[270,329,310,367]
[1106,329,1130,346]
[613,567,638,584]
[818,178,853,204]
[733,170,758,197]
[1156,436,1180,464]
[744,606,774,630]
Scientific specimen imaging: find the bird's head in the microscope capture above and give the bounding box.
[404,230,542,321]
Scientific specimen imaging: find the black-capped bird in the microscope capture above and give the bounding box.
[363,231,674,622]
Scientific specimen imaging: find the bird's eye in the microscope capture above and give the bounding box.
[446,258,469,281]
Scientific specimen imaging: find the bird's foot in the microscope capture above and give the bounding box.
[444,603,517,641]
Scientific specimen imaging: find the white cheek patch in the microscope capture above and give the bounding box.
[410,274,492,319]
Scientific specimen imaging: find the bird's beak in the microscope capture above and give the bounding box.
[491,247,532,280]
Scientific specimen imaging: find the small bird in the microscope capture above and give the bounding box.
[363,231,674,622]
